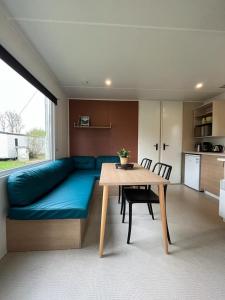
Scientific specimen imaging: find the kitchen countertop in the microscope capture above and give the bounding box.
[217,158,225,162]
[183,151,225,156]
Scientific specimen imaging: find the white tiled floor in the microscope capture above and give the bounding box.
[0,185,225,300]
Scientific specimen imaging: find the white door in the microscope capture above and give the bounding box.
[160,101,183,183]
[138,101,160,166]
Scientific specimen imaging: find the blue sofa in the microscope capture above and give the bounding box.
[7,156,119,221]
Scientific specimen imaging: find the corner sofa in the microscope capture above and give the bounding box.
[7,155,119,252]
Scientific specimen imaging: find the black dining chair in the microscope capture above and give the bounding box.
[122,162,172,244]
[118,158,152,216]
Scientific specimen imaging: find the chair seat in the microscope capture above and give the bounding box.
[124,188,160,204]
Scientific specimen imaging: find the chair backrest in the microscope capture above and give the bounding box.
[151,162,172,198]
[141,158,152,170]
[152,162,172,181]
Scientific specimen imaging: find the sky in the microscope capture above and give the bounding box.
[0,59,46,134]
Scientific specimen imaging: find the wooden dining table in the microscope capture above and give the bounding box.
[99,163,170,257]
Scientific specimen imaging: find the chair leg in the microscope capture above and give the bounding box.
[122,197,126,223]
[127,203,132,244]
[118,186,121,204]
[147,203,154,220]
[166,220,171,244]
[120,187,124,215]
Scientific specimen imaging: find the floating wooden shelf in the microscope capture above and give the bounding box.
[195,122,212,127]
[194,136,213,138]
[74,123,112,129]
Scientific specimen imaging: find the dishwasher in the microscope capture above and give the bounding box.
[184,154,201,191]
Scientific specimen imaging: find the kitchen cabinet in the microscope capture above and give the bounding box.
[200,155,224,196]
[212,101,225,137]
[138,101,183,183]
[193,100,225,138]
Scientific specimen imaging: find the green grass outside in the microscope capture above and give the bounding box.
[0,160,28,171]
[0,157,45,171]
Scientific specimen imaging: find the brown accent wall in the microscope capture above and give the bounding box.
[69,100,138,161]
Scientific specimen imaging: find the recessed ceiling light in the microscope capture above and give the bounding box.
[105,79,112,86]
[195,82,203,89]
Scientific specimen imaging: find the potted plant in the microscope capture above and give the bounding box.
[117,148,130,165]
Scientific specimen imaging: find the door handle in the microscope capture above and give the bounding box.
[163,143,169,150]
[154,143,158,151]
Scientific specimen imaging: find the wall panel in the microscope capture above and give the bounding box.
[69,100,138,161]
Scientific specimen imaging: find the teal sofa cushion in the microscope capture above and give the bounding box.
[63,157,75,173]
[74,169,101,180]
[96,155,120,169]
[71,156,96,170]
[8,172,96,220]
[7,159,72,207]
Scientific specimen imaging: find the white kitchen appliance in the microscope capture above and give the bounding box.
[219,179,225,219]
[184,154,201,191]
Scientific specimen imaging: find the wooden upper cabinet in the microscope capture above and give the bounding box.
[193,100,225,138]
[212,100,225,136]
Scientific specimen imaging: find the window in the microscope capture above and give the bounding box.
[0,59,54,172]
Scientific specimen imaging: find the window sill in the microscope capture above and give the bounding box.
[0,160,52,179]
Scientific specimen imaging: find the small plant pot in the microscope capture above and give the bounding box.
[120,157,128,165]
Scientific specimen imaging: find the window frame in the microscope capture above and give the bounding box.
[0,47,57,175]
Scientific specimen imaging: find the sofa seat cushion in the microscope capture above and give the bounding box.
[8,173,96,220]
[7,159,74,207]
[96,155,120,170]
[71,156,95,170]
[74,169,101,180]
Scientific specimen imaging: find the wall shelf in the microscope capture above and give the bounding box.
[194,136,213,139]
[195,122,212,127]
[74,123,112,129]
[195,135,225,139]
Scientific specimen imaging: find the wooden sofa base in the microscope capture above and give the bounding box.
[6,218,86,252]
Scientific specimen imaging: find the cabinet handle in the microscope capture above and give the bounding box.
[154,143,158,151]
[163,143,169,150]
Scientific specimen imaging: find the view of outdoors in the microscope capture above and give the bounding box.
[0,59,52,172]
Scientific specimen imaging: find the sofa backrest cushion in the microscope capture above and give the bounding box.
[96,156,120,170]
[7,159,72,207]
[63,157,75,173]
[71,156,96,170]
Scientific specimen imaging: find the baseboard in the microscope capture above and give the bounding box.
[204,191,219,200]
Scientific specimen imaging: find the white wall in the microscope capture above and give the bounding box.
[0,3,69,259]
[55,99,69,159]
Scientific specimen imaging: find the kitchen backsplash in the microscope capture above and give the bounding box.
[202,137,225,149]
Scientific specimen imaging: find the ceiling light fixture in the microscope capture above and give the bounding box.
[195,82,203,89]
[105,79,112,86]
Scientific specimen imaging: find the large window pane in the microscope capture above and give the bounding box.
[0,59,53,172]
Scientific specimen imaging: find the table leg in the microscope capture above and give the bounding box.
[99,185,109,257]
[158,183,169,254]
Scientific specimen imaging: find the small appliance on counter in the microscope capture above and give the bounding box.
[195,143,201,152]
[201,142,213,152]
[212,145,224,153]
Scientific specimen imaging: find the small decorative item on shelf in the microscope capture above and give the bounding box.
[117,148,130,165]
[79,116,90,127]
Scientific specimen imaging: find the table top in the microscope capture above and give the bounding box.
[99,163,169,186]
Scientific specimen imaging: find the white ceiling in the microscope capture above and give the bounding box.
[2,0,225,101]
